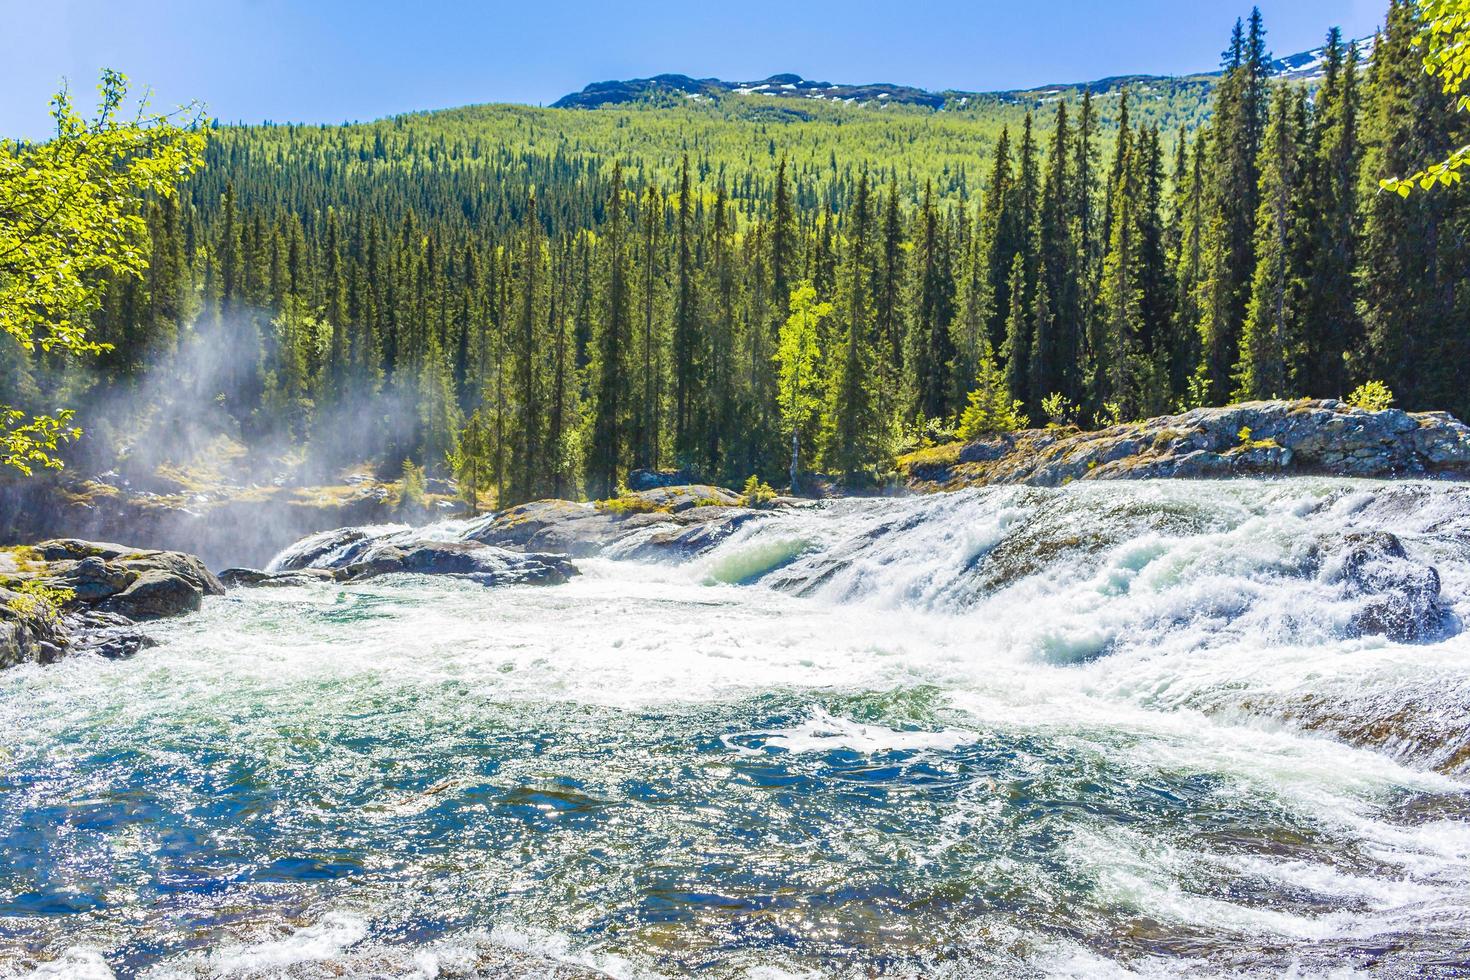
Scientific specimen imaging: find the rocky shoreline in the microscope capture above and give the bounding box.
[900,399,1470,490]
[7,400,1470,670]
[1,539,224,669]
[0,486,772,668]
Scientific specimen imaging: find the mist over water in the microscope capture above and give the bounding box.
[3,479,1470,977]
[1,312,444,568]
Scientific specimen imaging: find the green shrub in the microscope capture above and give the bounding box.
[9,580,75,626]
[896,442,964,471]
[741,475,778,508]
[1041,392,1079,428]
[596,493,663,514]
[1094,401,1126,429]
[1347,380,1395,412]
[398,459,427,509]
[1236,426,1280,450]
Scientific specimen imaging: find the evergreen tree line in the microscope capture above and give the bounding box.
[14,1,1468,506]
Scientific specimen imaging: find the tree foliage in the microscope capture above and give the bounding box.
[9,2,1467,500]
[0,71,203,473]
[1381,0,1470,193]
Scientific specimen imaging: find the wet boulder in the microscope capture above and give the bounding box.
[32,538,137,562]
[219,567,336,589]
[467,500,671,557]
[0,585,67,669]
[619,507,767,561]
[4,539,223,668]
[118,550,223,597]
[270,526,395,572]
[628,485,742,513]
[52,555,137,601]
[62,610,158,660]
[34,538,224,597]
[99,569,204,621]
[464,486,746,558]
[1323,532,1447,642]
[337,540,578,587]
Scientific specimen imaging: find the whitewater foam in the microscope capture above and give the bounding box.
[5,478,1470,976]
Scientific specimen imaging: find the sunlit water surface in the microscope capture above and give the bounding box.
[3,480,1470,978]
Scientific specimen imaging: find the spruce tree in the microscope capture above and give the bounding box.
[1197,10,1272,404]
[1359,0,1470,418]
[828,171,876,479]
[672,155,700,461]
[1237,87,1308,401]
[510,189,546,504]
[1167,129,1207,401]
[950,198,994,408]
[911,181,957,419]
[1036,102,1076,404]
[1001,253,1031,412]
[589,164,631,498]
[1299,30,1362,398]
[874,176,906,431]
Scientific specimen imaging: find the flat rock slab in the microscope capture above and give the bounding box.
[904,400,1470,490]
[465,486,758,558]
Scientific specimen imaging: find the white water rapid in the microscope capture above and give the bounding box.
[2,478,1468,977]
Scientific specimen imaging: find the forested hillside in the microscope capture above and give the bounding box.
[4,0,1466,508]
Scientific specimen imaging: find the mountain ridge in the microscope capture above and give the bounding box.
[551,36,1376,110]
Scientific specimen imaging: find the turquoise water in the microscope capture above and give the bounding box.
[3,480,1470,977]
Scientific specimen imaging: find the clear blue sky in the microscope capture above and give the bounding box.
[2,0,1384,137]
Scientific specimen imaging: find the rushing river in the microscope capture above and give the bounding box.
[3,479,1470,978]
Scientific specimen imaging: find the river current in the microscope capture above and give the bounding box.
[3,479,1470,978]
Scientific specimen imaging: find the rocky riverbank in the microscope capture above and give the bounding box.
[237,484,779,585]
[0,539,224,669]
[900,399,1470,490]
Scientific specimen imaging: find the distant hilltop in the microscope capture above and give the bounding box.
[552,36,1376,110]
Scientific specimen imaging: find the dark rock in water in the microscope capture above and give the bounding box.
[466,499,597,552]
[337,541,577,587]
[0,586,68,670]
[220,566,336,588]
[620,508,767,561]
[117,550,224,597]
[903,399,1470,490]
[633,484,743,513]
[468,501,643,557]
[100,569,203,620]
[33,538,138,561]
[62,611,158,660]
[219,567,275,588]
[1321,532,1448,642]
[270,527,386,572]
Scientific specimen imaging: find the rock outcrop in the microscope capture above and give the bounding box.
[244,531,578,588]
[332,540,578,586]
[465,486,762,559]
[902,400,1470,491]
[1,539,223,669]
[254,486,774,584]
